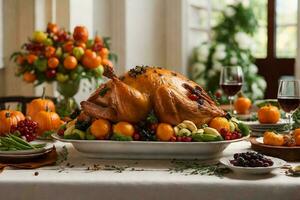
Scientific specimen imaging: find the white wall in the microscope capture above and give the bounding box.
[125,0,166,70]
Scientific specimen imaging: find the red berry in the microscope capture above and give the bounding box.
[170,136,177,142]
[10,119,38,141]
[185,137,192,142]
[177,136,183,142]
[188,94,199,101]
[46,69,57,79]
[225,135,231,140]
[150,123,158,131]
[133,133,140,141]
[57,128,65,136]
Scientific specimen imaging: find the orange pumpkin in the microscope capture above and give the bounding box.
[0,109,25,135]
[263,131,284,146]
[32,110,61,135]
[257,104,280,124]
[26,88,55,118]
[234,95,252,114]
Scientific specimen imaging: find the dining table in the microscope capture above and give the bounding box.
[0,140,298,200]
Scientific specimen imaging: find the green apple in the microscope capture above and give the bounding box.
[72,47,84,60]
[34,59,47,72]
[43,38,53,46]
[55,47,63,58]
[33,31,47,43]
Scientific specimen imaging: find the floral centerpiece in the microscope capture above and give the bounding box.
[190,1,266,103]
[11,23,116,117]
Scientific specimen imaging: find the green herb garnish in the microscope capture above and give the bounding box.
[99,86,110,97]
[111,133,133,141]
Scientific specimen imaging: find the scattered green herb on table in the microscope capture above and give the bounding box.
[169,160,230,177]
[56,145,69,165]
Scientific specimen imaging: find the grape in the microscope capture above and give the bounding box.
[10,119,38,142]
[230,152,274,168]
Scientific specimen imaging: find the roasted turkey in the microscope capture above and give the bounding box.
[80,66,225,127]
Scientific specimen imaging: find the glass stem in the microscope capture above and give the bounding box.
[287,113,293,132]
[229,96,234,115]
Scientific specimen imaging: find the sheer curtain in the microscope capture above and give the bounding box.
[296,1,300,79]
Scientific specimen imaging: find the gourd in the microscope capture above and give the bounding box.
[32,109,61,135]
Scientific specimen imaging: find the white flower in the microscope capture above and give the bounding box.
[212,62,222,71]
[197,78,206,86]
[226,0,236,5]
[234,32,251,50]
[241,0,250,8]
[213,45,227,61]
[249,64,258,74]
[208,70,217,78]
[192,63,206,77]
[230,56,238,65]
[257,77,267,90]
[250,43,256,54]
[215,44,226,53]
[196,47,209,62]
[224,7,235,17]
[251,83,263,99]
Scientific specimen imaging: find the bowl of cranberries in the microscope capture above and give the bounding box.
[220,152,286,174]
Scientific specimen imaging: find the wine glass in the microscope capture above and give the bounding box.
[277,79,300,131]
[220,66,243,114]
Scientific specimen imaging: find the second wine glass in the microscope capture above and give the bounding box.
[220,66,244,114]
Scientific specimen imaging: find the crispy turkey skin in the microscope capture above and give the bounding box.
[80,66,225,127]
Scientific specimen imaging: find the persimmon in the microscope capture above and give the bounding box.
[73,26,88,43]
[27,54,37,64]
[209,117,230,132]
[156,123,174,141]
[48,57,59,69]
[258,104,280,124]
[47,23,58,34]
[102,59,113,67]
[293,128,300,138]
[23,72,36,83]
[63,55,77,70]
[113,122,135,137]
[263,131,284,146]
[234,96,251,114]
[63,41,74,53]
[45,46,56,58]
[90,118,111,139]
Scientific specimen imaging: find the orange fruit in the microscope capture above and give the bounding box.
[16,55,25,65]
[23,72,36,83]
[234,96,251,114]
[94,35,103,44]
[45,46,56,58]
[81,49,101,69]
[258,105,280,124]
[293,128,300,138]
[27,54,37,64]
[209,117,230,132]
[100,48,109,59]
[263,131,284,146]
[73,26,89,43]
[63,41,74,53]
[113,122,135,137]
[47,22,58,34]
[63,55,77,70]
[48,57,59,69]
[76,41,86,49]
[102,59,113,67]
[296,135,300,146]
[156,123,175,141]
[90,118,111,139]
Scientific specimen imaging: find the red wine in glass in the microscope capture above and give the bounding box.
[220,83,243,96]
[278,97,300,113]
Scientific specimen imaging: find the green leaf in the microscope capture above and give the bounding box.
[111,133,133,141]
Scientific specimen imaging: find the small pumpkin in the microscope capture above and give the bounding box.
[32,109,61,135]
[263,131,284,146]
[0,109,25,135]
[257,104,280,124]
[27,88,55,118]
[234,94,252,114]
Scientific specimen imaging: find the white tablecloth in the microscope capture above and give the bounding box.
[0,141,298,200]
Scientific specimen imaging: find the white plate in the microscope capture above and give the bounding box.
[220,155,286,174]
[0,141,53,155]
[243,119,289,129]
[52,133,249,160]
[0,148,53,159]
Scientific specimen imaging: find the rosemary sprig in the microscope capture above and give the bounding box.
[169,160,230,177]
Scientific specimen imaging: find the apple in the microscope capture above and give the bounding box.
[33,31,47,43]
[72,47,84,60]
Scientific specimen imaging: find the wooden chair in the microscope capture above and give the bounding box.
[0,96,57,114]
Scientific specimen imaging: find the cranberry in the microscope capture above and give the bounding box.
[57,128,65,136]
[188,94,199,101]
[225,135,231,140]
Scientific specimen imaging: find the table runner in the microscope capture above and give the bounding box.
[0,141,298,200]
